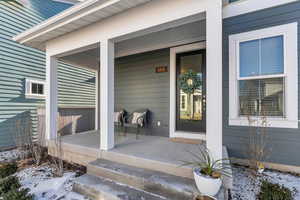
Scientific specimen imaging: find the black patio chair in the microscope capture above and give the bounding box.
[123,109,149,139]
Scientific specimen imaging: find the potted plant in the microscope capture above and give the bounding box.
[182,146,231,197]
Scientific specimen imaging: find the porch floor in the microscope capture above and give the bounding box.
[49,130,232,189]
[60,130,203,166]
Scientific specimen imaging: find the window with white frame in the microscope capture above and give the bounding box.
[229,23,298,128]
[25,79,45,98]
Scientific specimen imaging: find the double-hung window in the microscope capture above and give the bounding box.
[229,23,298,128]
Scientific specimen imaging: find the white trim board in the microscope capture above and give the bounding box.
[228,22,298,129]
[232,157,300,175]
[223,0,299,19]
[52,0,79,5]
[116,36,206,59]
[169,42,206,140]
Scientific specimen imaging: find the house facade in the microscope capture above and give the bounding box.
[13,0,300,172]
[223,1,300,169]
[0,0,95,149]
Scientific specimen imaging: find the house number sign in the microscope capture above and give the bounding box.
[155,66,168,73]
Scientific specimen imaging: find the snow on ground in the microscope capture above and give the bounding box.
[0,149,88,200]
[0,149,24,162]
[15,164,89,200]
[231,165,300,200]
[2,149,300,200]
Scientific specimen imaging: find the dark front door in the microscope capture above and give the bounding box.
[176,50,206,133]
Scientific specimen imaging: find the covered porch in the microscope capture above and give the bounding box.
[14,0,223,163]
[41,0,223,160]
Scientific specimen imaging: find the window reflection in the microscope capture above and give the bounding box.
[178,54,203,121]
[239,78,284,116]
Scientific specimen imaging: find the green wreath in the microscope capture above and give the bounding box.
[178,70,201,94]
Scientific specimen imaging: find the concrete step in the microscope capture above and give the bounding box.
[73,174,167,200]
[100,149,194,179]
[87,159,198,200]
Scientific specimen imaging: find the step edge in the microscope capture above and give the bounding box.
[87,161,197,198]
[73,174,168,200]
[73,175,120,200]
[100,150,194,179]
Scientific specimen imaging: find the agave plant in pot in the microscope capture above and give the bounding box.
[182,146,231,197]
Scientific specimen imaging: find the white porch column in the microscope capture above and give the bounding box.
[95,69,100,130]
[100,39,115,150]
[206,0,223,160]
[46,54,58,140]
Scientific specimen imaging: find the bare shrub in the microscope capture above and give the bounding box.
[240,81,272,174]
[51,134,64,177]
[247,114,270,173]
[51,113,68,177]
[12,115,32,160]
[12,114,46,165]
[31,131,47,165]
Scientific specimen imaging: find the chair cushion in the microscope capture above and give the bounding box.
[131,112,145,127]
[114,111,123,123]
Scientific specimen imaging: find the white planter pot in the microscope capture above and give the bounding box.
[193,169,222,197]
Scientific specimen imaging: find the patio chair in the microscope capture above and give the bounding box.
[114,109,125,134]
[123,109,149,139]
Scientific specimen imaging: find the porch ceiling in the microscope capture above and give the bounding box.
[59,20,206,70]
[13,0,153,50]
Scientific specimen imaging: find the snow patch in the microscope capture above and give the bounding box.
[15,164,89,200]
[231,165,300,200]
[0,149,24,162]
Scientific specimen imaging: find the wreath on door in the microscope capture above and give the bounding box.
[178,70,201,94]
[178,70,201,120]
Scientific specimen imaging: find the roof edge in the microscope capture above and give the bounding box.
[13,0,110,43]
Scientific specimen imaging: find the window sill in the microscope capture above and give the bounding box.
[25,94,45,99]
[229,118,298,129]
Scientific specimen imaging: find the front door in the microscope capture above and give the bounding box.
[176,50,206,133]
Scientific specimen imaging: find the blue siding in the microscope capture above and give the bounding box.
[115,49,170,137]
[223,1,300,166]
[0,0,95,149]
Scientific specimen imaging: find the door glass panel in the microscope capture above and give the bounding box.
[177,52,204,133]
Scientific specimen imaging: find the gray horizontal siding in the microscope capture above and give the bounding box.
[223,1,300,166]
[0,0,95,149]
[115,49,170,137]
